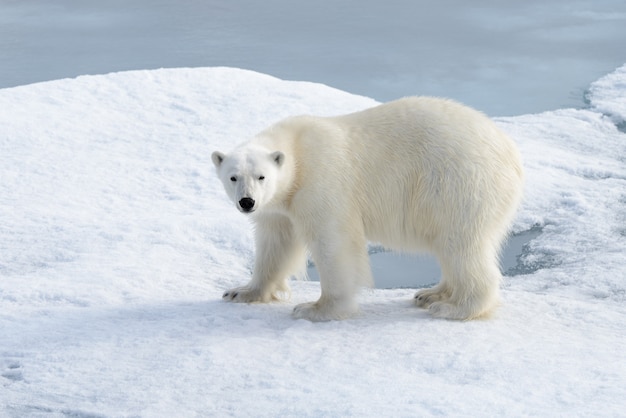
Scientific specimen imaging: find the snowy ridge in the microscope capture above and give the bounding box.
[1,66,625,417]
[587,63,626,125]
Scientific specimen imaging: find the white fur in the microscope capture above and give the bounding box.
[212,97,524,321]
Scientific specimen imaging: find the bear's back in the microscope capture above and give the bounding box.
[322,97,523,251]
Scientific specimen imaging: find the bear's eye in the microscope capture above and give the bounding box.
[230,176,237,182]
[258,176,265,181]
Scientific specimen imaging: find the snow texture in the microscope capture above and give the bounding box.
[1,66,625,417]
[588,63,626,125]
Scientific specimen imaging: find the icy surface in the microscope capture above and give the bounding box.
[1,67,625,416]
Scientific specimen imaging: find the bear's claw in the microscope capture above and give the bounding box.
[222,287,263,303]
[414,287,447,308]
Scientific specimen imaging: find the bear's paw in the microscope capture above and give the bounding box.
[292,300,358,322]
[223,286,271,303]
[427,301,494,321]
[414,288,448,308]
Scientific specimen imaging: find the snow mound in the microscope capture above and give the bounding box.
[1,67,625,417]
[587,63,626,125]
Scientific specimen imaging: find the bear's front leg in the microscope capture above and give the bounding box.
[293,227,371,321]
[223,214,306,303]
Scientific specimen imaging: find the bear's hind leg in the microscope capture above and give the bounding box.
[223,214,306,303]
[426,247,501,320]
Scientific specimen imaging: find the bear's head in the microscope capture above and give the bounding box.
[212,146,285,214]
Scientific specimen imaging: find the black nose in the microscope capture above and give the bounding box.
[239,197,255,212]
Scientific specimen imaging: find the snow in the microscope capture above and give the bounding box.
[1,66,625,417]
[588,63,626,125]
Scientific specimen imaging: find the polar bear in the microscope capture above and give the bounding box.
[212,97,523,321]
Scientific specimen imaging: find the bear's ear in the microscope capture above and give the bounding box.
[211,151,225,168]
[271,151,285,167]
